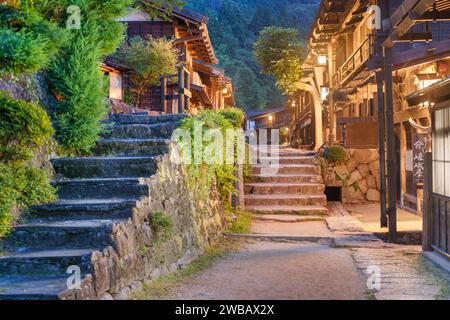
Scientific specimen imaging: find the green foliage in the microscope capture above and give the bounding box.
[0,93,56,237]
[137,0,187,19]
[0,91,54,162]
[0,4,65,75]
[118,36,180,108]
[225,208,252,234]
[178,108,244,205]
[323,145,348,164]
[150,211,174,242]
[218,107,245,128]
[186,0,319,110]
[39,0,132,155]
[254,26,306,94]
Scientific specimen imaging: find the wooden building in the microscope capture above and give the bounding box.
[294,0,450,221]
[246,108,292,145]
[104,7,234,114]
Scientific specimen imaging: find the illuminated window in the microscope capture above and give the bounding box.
[321,87,329,102]
[318,55,327,65]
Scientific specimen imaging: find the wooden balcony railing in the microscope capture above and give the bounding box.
[332,35,375,87]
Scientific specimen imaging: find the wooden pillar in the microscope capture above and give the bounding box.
[422,152,433,251]
[327,42,336,143]
[376,71,388,228]
[178,67,185,114]
[184,69,190,112]
[161,76,168,114]
[384,49,398,243]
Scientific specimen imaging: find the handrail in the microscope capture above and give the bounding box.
[333,35,374,87]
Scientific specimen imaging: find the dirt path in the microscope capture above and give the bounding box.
[139,206,449,300]
[165,240,367,300]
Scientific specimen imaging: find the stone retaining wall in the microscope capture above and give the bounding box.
[59,145,225,300]
[318,149,381,204]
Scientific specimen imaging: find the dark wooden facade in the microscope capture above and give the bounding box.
[112,8,234,114]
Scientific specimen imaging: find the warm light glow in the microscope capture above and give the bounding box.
[222,87,228,94]
[420,79,439,90]
[318,55,327,65]
[268,115,273,121]
[321,87,329,102]
[285,127,289,132]
[291,101,296,107]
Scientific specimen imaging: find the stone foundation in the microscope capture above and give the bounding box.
[59,147,225,300]
[318,148,381,204]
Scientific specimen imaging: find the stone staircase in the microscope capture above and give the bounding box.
[245,146,328,215]
[0,113,185,300]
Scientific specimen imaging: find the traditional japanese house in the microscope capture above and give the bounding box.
[246,107,292,145]
[299,0,450,221]
[408,78,450,263]
[104,6,234,114]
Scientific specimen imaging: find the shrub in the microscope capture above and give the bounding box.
[323,145,348,164]
[0,91,54,162]
[41,0,132,155]
[118,36,180,108]
[0,163,56,237]
[0,92,56,237]
[217,107,245,128]
[0,5,65,75]
[178,109,244,205]
[150,211,174,242]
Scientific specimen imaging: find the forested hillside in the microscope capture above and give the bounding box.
[187,0,320,110]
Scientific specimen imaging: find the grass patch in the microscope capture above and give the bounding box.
[225,208,252,234]
[132,238,241,300]
[416,255,450,300]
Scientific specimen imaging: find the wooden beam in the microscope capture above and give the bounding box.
[392,32,433,42]
[174,35,204,44]
[394,106,430,124]
[410,10,450,21]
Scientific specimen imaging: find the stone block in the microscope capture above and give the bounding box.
[357,164,370,178]
[352,149,378,164]
[334,165,350,181]
[367,176,377,189]
[358,178,368,194]
[345,157,359,172]
[367,189,381,202]
[346,170,363,186]
[369,160,380,176]
[342,186,366,203]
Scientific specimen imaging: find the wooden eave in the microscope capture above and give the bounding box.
[383,0,450,48]
[309,0,355,40]
[406,78,450,106]
[193,60,227,88]
[176,21,218,65]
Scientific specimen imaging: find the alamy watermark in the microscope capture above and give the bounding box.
[170,122,282,175]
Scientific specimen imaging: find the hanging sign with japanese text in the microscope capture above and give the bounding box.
[412,133,430,185]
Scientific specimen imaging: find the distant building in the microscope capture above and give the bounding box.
[103,7,235,114]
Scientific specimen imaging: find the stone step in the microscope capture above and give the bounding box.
[258,156,316,165]
[103,123,179,140]
[245,194,327,206]
[0,249,93,276]
[5,219,119,251]
[30,199,137,220]
[111,113,187,125]
[94,138,170,157]
[251,174,323,184]
[53,178,150,200]
[52,156,158,179]
[245,205,328,215]
[0,275,69,300]
[252,164,320,175]
[245,183,325,195]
